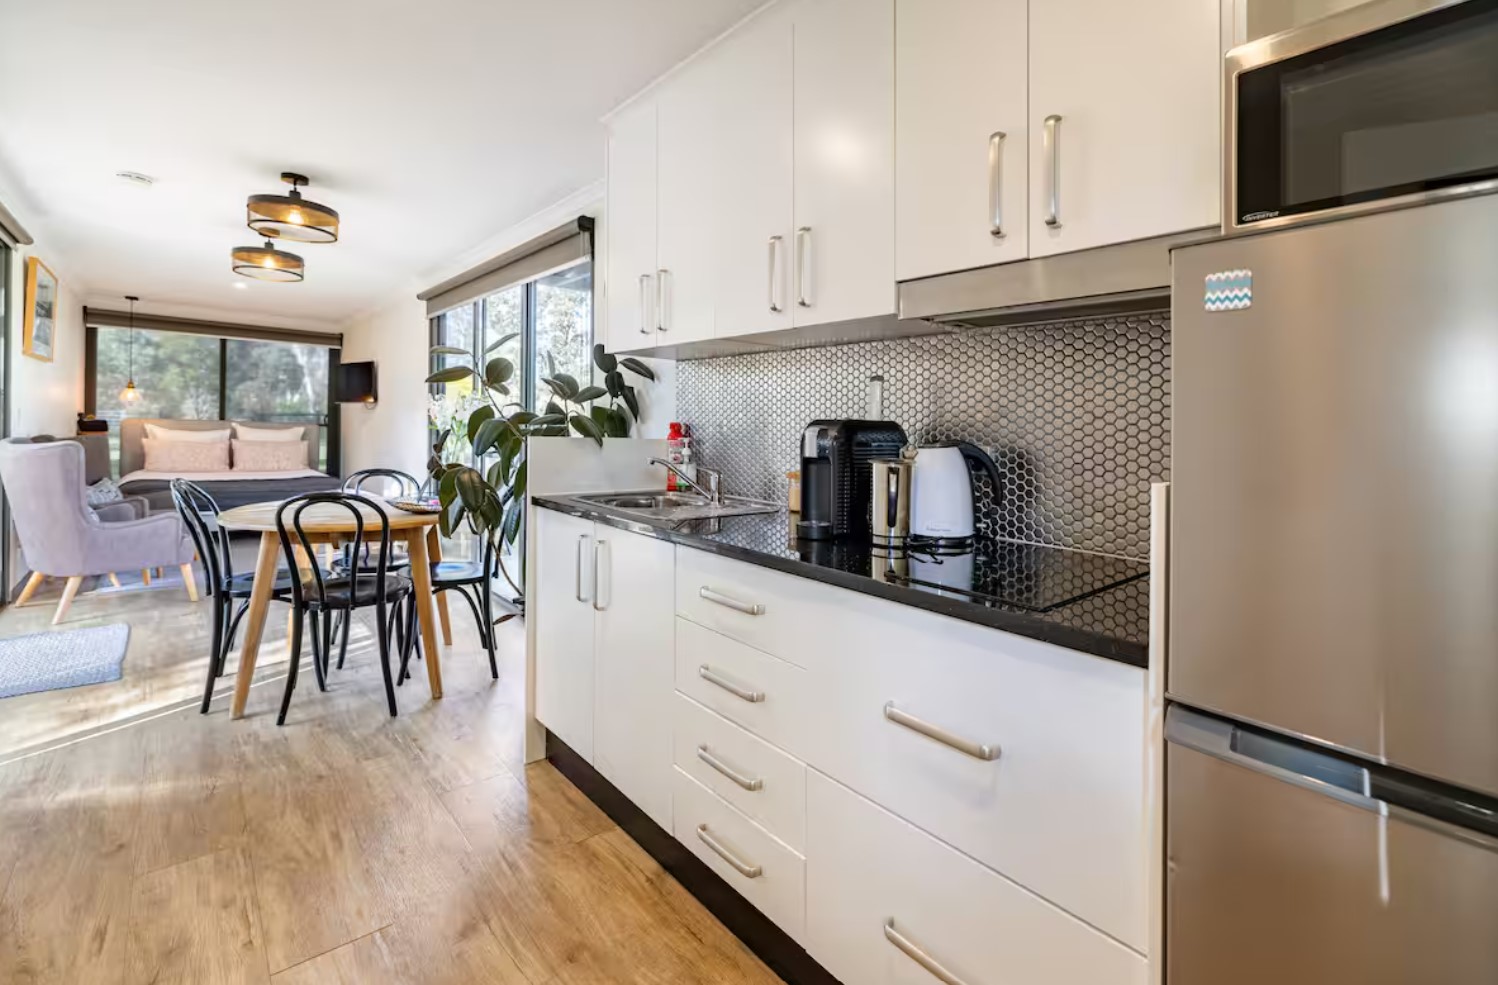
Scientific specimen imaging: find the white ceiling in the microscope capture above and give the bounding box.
[0,0,761,327]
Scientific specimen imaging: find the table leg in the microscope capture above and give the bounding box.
[406,529,444,699]
[231,532,282,719]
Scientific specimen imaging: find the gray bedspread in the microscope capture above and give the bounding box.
[121,473,342,513]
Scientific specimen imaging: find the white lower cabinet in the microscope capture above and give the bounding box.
[673,767,807,941]
[534,507,598,761]
[806,769,1148,985]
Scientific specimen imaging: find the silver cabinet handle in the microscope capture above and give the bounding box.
[885,920,971,985]
[696,824,762,878]
[768,235,784,313]
[699,664,765,703]
[987,131,1006,238]
[574,534,591,603]
[795,226,813,308]
[698,586,764,616]
[637,273,652,335]
[884,702,1000,761]
[592,539,609,612]
[697,744,764,791]
[1043,114,1062,228]
[656,268,669,332]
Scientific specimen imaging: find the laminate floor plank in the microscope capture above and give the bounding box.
[126,847,269,985]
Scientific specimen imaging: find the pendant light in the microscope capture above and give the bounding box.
[246,172,339,243]
[231,239,305,282]
[119,295,142,404]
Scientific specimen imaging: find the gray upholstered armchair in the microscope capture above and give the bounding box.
[0,439,197,624]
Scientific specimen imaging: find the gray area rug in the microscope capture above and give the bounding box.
[0,623,130,699]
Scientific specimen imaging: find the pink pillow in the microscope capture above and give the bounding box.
[141,437,229,473]
[232,439,307,472]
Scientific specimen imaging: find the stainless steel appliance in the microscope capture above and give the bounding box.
[1167,173,1498,981]
[908,441,1004,550]
[796,420,908,541]
[869,456,913,550]
[1227,0,1498,235]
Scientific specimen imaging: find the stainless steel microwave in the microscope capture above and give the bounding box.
[1227,0,1498,233]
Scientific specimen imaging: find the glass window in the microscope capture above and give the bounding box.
[484,284,523,408]
[95,327,222,467]
[225,339,330,466]
[533,263,593,412]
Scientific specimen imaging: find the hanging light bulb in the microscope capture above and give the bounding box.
[246,172,338,243]
[120,295,142,404]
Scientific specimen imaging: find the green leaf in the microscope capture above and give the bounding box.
[619,357,656,381]
[603,407,630,438]
[528,413,565,428]
[425,366,476,385]
[546,351,557,376]
[569,413,604,446]
[454,467,487,513]
[486,382,511,397]
[589,405,611,430]
[574,385,608,403]
[512,459,527,498]
[545,400,565,418]
[507,410,538,427]
[484,332,520,353]
[621,385,640,421]
[604,370,624,399]
[473,417,506,457]
[466,405,495,443]
[484,357,515,387]
[543,374,580,401]
[438,469,459,509]
[593,344,618,374]
[430,345,471,356]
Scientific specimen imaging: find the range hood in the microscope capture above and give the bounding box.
[897,228,1211,328]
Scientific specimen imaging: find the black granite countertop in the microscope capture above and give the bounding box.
[535,495,1149,667]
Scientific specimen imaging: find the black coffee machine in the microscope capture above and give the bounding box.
[797,419,908,541]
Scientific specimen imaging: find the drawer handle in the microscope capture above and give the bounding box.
[699,665,765,703]
[699,586,765,616]
[697,824,763,878]
[885,920,971,985]
[884,702,1000,761]
[697,744,764,791]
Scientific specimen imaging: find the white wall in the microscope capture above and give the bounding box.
[7,246,85,437]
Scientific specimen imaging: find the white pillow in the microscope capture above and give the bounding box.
[144,423,231,443]
[142,437,231,473]
[232,439,307,471]
[233,423,304,442]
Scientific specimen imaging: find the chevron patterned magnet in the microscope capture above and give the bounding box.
[1204,269,1252,311]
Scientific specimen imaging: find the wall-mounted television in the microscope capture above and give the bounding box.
[335,360,377,404]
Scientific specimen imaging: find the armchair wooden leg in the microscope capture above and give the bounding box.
[142,568,152,586]
[107,573,121,588]
[180,564,199,603]
[15,571,44,606]
[52,576,84,625]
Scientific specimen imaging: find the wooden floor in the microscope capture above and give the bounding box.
[0,573,786,985]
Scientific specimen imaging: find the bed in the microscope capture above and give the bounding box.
[117,418,342,512]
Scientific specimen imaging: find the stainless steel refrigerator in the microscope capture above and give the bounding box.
[1166,192,1498,983]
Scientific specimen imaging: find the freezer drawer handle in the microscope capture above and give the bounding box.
[699,665,766,703]
[884,920,971,985]
[697,744,764,791]
[884,702,1000,761]
[699,586,765,616]
[696,824,763,878]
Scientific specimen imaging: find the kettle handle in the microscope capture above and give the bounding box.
[953,442,1004,507]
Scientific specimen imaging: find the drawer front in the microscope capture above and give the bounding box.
[675,546,835,667]
[672,767,806,941]
[675,617,808,758]
[673,692,807,853]
[803,602,1149,949]
[806,769,1147,985]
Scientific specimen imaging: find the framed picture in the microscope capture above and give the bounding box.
[23,255,58,362]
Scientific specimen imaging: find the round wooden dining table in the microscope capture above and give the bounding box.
[217,498,446,719]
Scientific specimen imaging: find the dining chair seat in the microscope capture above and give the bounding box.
[309,572,414,609]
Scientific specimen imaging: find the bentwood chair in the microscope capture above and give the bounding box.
[274,492,411,725]
[421,533,502,680]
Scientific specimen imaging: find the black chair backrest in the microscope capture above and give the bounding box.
[275,492,393,609]
[342,468,420,499]
[171,479,230,596]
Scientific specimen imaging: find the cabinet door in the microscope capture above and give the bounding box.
[604,98,658,352]
[655,60,720,345]
[791,0,896,327]
[1028,0,1220,257]
[895,0,1028,280]
[712,6,794,339]
[533,509,597,760]
[592,528,676,829]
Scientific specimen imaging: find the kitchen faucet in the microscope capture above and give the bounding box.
[648,457,723,505]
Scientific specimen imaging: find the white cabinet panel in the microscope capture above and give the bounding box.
[593,528,676,829]
[1028,0,1220,256]
[895,0,1029,280]
[604,99,658,352]
[806,770,1148,985]
[656,60,720,345]
[791,0,896,326]
[674,617,810,758]
[533,508,598,760]
[712,7,795,339]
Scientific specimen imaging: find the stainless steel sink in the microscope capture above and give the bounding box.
[575,490,780,522]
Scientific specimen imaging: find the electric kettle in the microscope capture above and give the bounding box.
[908,442,1003,549]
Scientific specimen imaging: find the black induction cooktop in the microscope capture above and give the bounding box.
[876,541,1148,613]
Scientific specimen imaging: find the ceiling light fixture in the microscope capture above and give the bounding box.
[120,295,143,404]
[115,171,155,188]
[246,172,339,243]
[231,239,304,282]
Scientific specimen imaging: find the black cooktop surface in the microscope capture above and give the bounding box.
[877,541,1148,613]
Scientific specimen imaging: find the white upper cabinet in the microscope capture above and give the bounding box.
[655,57,721,345]
[895,0,1029,281]
[604,98,657,352]
[791,0,896,326]
[712,7,795,339]
[1027,0,1220,257]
